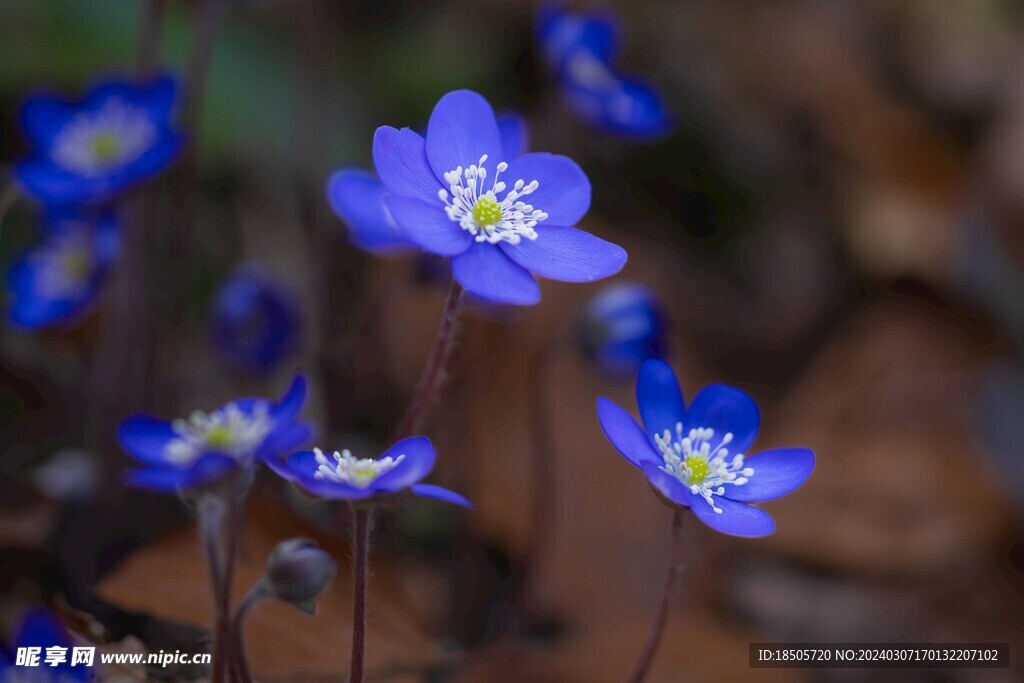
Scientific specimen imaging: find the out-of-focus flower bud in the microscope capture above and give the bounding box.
[263,538,336,613]
[577,282,667,377]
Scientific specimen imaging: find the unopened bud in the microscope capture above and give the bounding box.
[263,538,336,613]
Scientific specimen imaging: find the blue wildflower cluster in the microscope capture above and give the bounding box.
[5,75,182,330]
[538,3,671,139]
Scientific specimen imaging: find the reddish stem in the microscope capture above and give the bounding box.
[349,507,371,683]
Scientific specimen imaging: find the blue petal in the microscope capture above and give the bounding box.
[382,194,473,256]
[119,132,184,182]
[259,422,312,461]
[451,243,540,305]
[564,64,671,140]
[273,373,307,422]
[411,483,474,508]
[499,153,591,227]
[636,359,685,438]
[373,436,436,491]
[125,455,236,493]
[89,74,179,122]
[265,449,317,481]
[118,416,176,465]
[326,170,410,252]
[684,489,776,537]
[18,96,76,148]
[496,112,529,159]
[15,158,119,206]
[501,226,625,282]
[373,126,443,204]
[596,397,660,468]
[641,462,691,507]
[13,609,71,650]
[425,90,503,184]
[538,4,621,72]
[683,384,760,456]
[724,447,814,503]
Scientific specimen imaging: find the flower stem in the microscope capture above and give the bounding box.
[230,584,267,683]
[391,280,465,442]
[627,509,685,683]
[349,506,372,683]
[198,498,228,683]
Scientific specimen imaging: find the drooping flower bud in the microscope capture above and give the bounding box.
[263,538,336,614]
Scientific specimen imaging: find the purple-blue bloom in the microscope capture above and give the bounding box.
[7,207,118,330]
[209,266,300,374]
[327,113,530,254]
[370,90,626,305]
[578,282,667,377]
[267,437,472,508]
[538,4,670,140]
[597,360,814,537]
[118,374,311,492]
[15,74,183,206]
[0,608,92,680]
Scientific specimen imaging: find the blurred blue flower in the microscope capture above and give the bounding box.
[118,374,311,492]
[0,608,92,681]
[209,267,300,374]
[578,282,667,377]
[538,3,670,140]
[15,75,183,206]
[372,90,626,305]
[597,360,814,537]
[7,208,118,330]
[326,113,529,254]
[267,437,472,507]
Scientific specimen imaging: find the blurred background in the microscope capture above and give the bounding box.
[1,0,1024,680]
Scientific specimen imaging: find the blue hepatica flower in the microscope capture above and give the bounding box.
[7,208,118,330]
[538,3,670,140]
[16,75,183,206]
[268,437,472,508]
[578,282,667,377]
[0,608,92,682]
[327,112,530,255]
[597,360,814,537]
[369,90,626,305]
[210,266,300,374]
[118,374,311,492]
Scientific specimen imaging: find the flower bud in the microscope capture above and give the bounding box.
[263,538,336,613]
[577,282,667,377]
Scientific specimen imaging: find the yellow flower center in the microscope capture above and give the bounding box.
[471,196,502,228]
[684,455,709,485]
[205,426,235,449]
[91,134,122,162]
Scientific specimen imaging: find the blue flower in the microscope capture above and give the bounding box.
[538,4,670,140]
[118,374,312,492]
[267,437,472,508]
[370,90,627,305]
[0,608,92,681]
[7,207,118,330]
[597,360,814,537]
[15,75,183,206]
[209,267,300,374]
[326,112,530,254]
[578,282,667,377]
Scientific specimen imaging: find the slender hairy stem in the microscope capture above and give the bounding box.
[391,280,465,442]
[230,585,266,683]
[198,498,228,683]
[0,182,21,233]
[627,510,685,683]
[349,507,372,683]
[513,340,560,632]
[219,494,245,683]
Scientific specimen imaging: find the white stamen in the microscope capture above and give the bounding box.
[438,154,549,245]
[655,424,752,514]
[164,402,273,465]
[312,448,405,488]
[50,97,157,177]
